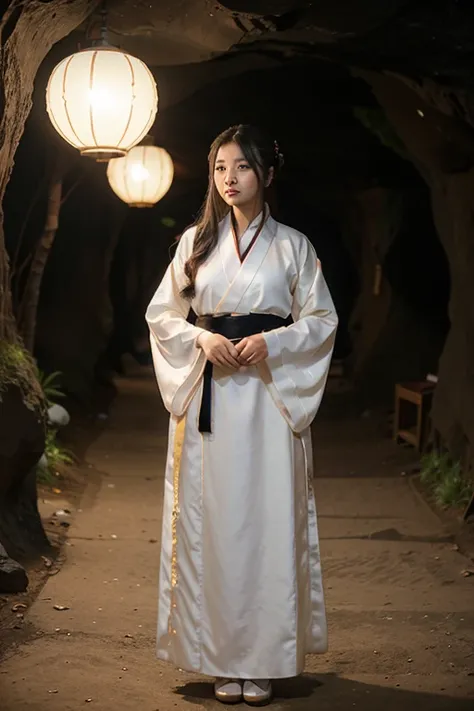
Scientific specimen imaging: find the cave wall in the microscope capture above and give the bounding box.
[362,71,474,462]
[343,187,402,378]
[107,184,206,369]
[335,184,449,401]
[3,92,129,405]
[0,0,99,341]
[34,167,127,405]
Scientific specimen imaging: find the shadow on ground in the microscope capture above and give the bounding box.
[176,673,473,710]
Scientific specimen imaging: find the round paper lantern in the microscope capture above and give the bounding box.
[46,47,158,161]
[106,145,174,207]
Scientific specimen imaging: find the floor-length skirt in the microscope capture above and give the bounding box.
[156,364,327,678]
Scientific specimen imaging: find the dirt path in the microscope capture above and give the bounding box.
[1,365,473,710]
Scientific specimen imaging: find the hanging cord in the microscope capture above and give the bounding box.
[99,0,108,46]
[87,0,111,48]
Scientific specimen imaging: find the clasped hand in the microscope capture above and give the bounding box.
[197,332,269,369]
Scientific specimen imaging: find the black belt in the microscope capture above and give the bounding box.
[191,312,293,433]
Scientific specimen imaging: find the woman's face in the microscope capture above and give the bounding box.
[214,141,265,210]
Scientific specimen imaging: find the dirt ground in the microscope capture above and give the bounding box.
[1,362,473,711]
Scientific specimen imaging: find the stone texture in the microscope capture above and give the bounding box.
[0,543,28,593]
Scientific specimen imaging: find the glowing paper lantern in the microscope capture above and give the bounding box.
[46,48,158,161]
[106,144,174,207]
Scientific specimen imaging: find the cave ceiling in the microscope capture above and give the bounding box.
[58,0,474,130]
[86,0,474,88]
[30,1,474,192]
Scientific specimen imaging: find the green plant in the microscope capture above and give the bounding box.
[420,449,473,509]
[433,461,473,508]
[39,427,75,481]
[0,340,46,413]
[36,458,56,486]
[37,369,65,406]
[37,428,75,485]
[420,450,451,487]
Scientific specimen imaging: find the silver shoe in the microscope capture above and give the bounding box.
[214,678,243,704]
[243,679,272,706]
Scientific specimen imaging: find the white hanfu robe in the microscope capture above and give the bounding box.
[146,208,338,679]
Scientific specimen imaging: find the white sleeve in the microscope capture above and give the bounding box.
[262,238,338,433]
[145,228,207,416]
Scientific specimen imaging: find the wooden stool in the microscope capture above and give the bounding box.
[393,381,436,452]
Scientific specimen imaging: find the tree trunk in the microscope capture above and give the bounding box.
[360,70,474,468]
[340,185,447,402]
[18,163,63,352]
[428,171,474,462]
[0,0,99,575]
[344,188,401,378]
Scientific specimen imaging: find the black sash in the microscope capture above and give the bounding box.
[191,312,293,433]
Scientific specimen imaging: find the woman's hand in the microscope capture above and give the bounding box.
[235,333,269,366]
[197,332,241,369]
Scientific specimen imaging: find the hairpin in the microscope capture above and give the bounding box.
[273,139,284,168]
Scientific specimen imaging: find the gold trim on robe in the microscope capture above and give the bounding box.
[168,414,186,635]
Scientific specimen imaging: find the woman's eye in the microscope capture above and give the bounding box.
[215,166,225,171]
[238,163,250,170]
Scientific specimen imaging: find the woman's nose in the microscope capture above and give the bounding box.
[225,171,237,185]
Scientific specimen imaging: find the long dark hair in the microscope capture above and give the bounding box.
[180,124,283,299]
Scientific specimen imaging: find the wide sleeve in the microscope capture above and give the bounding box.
[261,237,338,433]
[145,227,207,417]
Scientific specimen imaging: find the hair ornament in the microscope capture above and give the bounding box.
[274,139,284,169]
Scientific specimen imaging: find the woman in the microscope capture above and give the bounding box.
[146,125,338,706]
